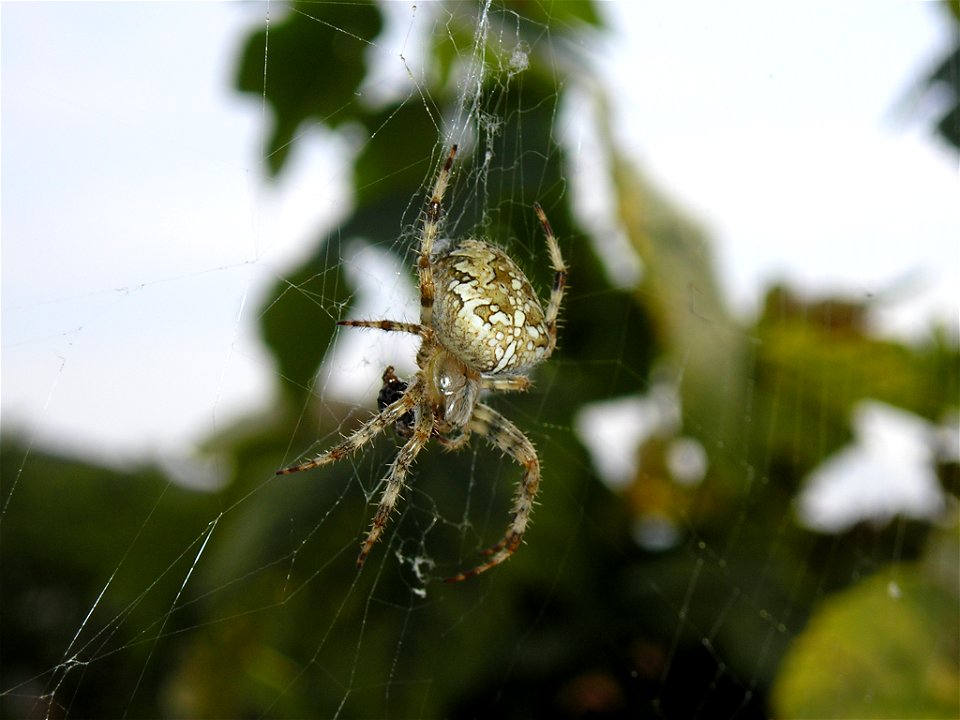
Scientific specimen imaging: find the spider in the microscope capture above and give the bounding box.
[277,144,567,583]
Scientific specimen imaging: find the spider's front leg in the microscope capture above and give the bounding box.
[419,144,458,328]
[444,402,541,583]
[276,389,418,476]
[357,401,434,568]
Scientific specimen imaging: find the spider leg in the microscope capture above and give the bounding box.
[480,374,531,393]
[276,389,419,475]
[419,144,458,328]
[357,401,434,568]
[444,402,540,583]
[338,319,424,335]
[533,202,567,358]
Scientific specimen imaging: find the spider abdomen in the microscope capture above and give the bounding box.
[432,239,550,374]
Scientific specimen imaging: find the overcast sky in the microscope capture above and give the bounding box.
[2,2,957,466]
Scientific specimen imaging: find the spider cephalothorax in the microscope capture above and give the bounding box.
[278,144,567,582]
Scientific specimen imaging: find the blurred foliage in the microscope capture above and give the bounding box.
[915,1,960,152]
[772,524,959,718]
[2,2,958,719]
[0,438,221,718]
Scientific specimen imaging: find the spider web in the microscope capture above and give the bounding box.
[2,2,958,719]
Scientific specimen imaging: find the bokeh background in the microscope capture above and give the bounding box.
[3,2,958,718]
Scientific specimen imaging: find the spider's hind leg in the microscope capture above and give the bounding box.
[532,202,567,358]
[444,402,540,583]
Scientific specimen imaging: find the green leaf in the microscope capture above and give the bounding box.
[259,231,352,402]
[503,0,604,30]
[772,535,960,719]
[235,1,383,175]
[0,438,218,718]
[353,104,446,206]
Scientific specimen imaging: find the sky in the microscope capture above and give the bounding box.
[2,1,957,473]
[607,1,958,328]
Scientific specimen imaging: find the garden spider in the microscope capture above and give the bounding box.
[277,144,567,583]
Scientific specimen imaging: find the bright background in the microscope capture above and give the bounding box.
[2,1,956,465]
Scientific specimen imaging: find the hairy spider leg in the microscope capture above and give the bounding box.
[418,144,458,329]
[533,202,568,358]
[337,319,424,335]
[357,398,434,567]
[275,389,419,475]
[444,402,541,583]
[336,320,438,357]
[479,374,531,393]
